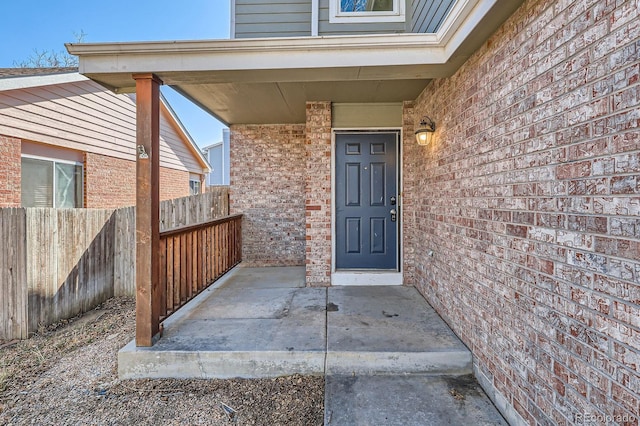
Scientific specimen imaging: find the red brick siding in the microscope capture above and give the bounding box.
[85,152,191,208]
[84,152,136,208]
[305,102,332,287]
[0,135,21,207]
[229,124,306,267]
[159,167,191,201]
[405,0,639,424]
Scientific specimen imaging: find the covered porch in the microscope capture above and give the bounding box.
[119,265,506,424]
[119,265,472,378]
[64,3,525,343]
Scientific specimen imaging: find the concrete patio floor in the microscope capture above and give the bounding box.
[119,266,507,425]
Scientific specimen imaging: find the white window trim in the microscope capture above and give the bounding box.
[189,177,202,195]
[21,154,84,208]
[329,0,405,24]
[21,153,83,167]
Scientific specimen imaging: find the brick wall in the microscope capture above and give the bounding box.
[401,101,418,285]
[85,152,191,208]
[84,153,136,208]
[305,102,332,287]
[405,0,639,424]
[159,167,191,201]
[0,135,21,207]
[229,124,306,267]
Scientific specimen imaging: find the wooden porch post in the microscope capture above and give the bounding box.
[134,73,163,347]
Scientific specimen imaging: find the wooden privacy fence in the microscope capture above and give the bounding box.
[161,187,229,230]
[159,214,242,321]
[0,188,232,340]
[1,208,115,340]
[0,208,27,341]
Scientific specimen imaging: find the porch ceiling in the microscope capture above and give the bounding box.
[66,0,523,125]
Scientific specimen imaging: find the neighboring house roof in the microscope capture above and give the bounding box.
[0,68,210,173]
[67,0,524,124]
[0,67,78,78]
[201,140,222,151]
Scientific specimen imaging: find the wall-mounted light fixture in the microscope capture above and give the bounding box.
[137,144,149,159]
[415,116,436,146]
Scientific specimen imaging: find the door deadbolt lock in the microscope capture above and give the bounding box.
[390,196,396,205]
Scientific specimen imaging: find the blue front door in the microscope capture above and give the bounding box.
[335,132,399,270]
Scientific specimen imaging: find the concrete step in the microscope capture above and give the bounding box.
[119,274,328,379]
[325,286,472,376]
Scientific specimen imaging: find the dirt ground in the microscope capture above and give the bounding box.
[0,298,324,425]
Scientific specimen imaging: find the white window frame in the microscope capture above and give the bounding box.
[329,0,405,23]
[21,154,84,208]
[189,177,202,195]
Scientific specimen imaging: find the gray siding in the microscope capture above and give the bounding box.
[235,0,312,38]
[318,0,409,35]
[204,129,230,186]
[232,0,456,38]
[411,0,455,33]
[207,144,224,185]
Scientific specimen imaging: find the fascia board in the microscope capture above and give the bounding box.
[437,0,498,57]
[0,72,87,92]
[69,34,446,75]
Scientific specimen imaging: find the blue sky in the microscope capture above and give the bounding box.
[0,0,231,148]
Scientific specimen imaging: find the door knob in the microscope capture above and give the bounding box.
[390,208,397,222]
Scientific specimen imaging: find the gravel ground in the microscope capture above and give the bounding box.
[0,298,324,425]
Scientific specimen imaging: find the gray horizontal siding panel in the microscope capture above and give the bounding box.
[236,12,311,24]
[411,0,455,33]
[235,0,312,38]
[235,31,311,38]
[235,22,312,37]
[236,3,311,13]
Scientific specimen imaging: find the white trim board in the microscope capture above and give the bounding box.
[0,72,86,92]
[332,271,403,286]
[311,0,319,36]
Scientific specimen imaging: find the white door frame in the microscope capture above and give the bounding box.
[331,128,404,286]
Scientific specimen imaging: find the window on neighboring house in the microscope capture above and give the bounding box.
[330,0,405,23]
[189,178,201,195]
[21,156,83,208]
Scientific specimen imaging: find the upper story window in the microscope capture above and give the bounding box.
[330,0,405,23]
[21,155,83,208]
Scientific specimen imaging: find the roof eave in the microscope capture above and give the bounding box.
[66,0,515,87]
[0,71,87,92]
[65,0,525,124]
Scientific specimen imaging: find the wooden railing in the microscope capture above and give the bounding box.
[158,214,242,321]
